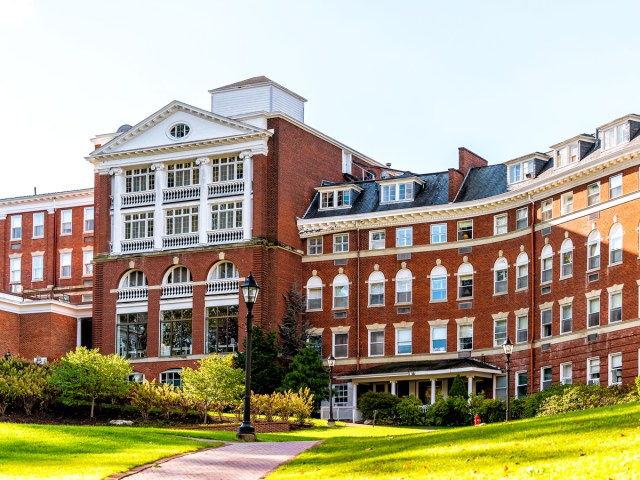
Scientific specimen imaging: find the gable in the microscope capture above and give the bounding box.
[96,101,268,156]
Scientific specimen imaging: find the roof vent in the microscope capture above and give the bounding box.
[117,124,132,133]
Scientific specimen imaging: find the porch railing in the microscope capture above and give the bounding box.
[208,180,244,198]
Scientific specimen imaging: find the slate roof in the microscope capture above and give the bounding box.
[454,164,507,202]
[338,358,501,378]
[302,172,449,219]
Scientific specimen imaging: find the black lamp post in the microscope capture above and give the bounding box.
[237,273,260,441]
[502,337,514,421]
[327,354,336,426]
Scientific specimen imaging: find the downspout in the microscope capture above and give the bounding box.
[52,198,57,297]
[356,220,361,370]
[528,194,536,389]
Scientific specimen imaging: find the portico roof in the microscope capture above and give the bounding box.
[337,358,501,381]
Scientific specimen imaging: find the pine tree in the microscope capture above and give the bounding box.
[280,347,329,410]
[448,374,469,400]
[279,286,311,369]
[236,326,284,394]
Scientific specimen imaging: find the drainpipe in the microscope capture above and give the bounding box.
[528,195,536,389]
[356,220,361,370]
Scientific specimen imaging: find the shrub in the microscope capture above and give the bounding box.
[470,394,506,424]
[425,396,471,427]
[395,395,426,426]
[448,375,469,400]
[0,356,54,416]
[358,391,400,422]
[289,387,315,424]
[636,376,640,397]
[520,383,570,418]
[130,380,159,421]
[537,383,639,417]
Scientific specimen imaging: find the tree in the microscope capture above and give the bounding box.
[236,326,283,394]
[182,355,244,423]
[280,347,329,410]
[0,355,53,415]
[50,347,132,418]
[279,286,311,369]
[448,374,469,400]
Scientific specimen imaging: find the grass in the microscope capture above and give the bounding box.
[0,423,222,480]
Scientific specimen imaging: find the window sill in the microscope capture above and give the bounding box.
[587,324,600,329]
[10,239,21,242]
[368,354,384,358]
[60,233,72,236]
[559,331,572,336]
[608,262,623,267]
[429,299,448,303]
[456,297,473,301]
[493,291,508,297]
[395,244,413,249]
[368,304,385,308]
[306,309,323,313]
[332,307,348,311]
[540,281,552,286]
[395,352,412,356]
[430,350,447,354]
[608,319,622,324]
[540,335,552,340]
[32,236,44,240]
[394,302,412,307]
[559,275,573,280]
[333,250,350,254]
[515,287,529,293]
[585,267,600,273]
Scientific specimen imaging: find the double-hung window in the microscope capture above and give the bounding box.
[494,214,507,235]
[333,234,349,253]
[60,252,72,278]
[333,274,349,309]
[540,308,552,338]
[9,257,21,283]
[561,192,573,215]
[368,271,385,306]
[396,328,412,355]
[430,266,447,301]
[369,331,384,357]
[458,324,473,351]
[457,220,473,240]
[540,199,552,221]
[84,207,94,232]
[431,325,447,353]
[495,375,507,401]
[560,363,572,385]
[516,253,528,290]
[395,269,412,304]
[587,296,600,328]
[124,212,154,239]
[560,239,573,278]
[33,212,44,238]
[334,333,348,358]
[458,263,473,299]
[603,123,630,150]
[609,353,622,385]
[61,210,72,235]
[369,230,385,250]
[587,182,600,206]
[587,357,600,385]
[306,276,322,311]
[430,223,447,244]
[32,255,44,282]
[560,303,572,334]
[396,227,413,247]
[609,224,622,264]
[587,230,601,270]
[83,250,94,276]
[541,367,552,391]
[494,258,508,294]
[211,202,242,230]
[609,173,623,199]
[609,291,622,323]
[541,246,553,283]
[494,318,507,346]
[166,207,198,235]
[516,372,528,398]
[516,315,528,343]
[308,237,323,255]
[516,207,528,230]
[167,162,199,187]
[10,215,21,240]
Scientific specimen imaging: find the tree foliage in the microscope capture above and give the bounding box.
[182,354,244,422]
[278,286,310,369]
[0,355,53,415]
[236,326,283,394]
[281,347,329,408]
[448,375,469,400]
[50,347,132,418]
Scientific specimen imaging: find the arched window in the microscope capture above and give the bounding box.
[587,230,601,270]
[368,271,385,306]
[306,275,323,311]
[609,223,623,264]
[515,252,529,290]
[209,261,238,280]
[541,245,553,283]
[430,265,447,301]
[457,263,473,299]
[165,266,192,284]
[159,369,182,387]
[120,270,148,289]
[395,269,412,304]
[494,257,508,294]
[332,274,349,309]
[560,238,574,278]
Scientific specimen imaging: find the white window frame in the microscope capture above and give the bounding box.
[332,274,349,310]
[396,328,412,355]
[495,375,507,401]
[430,266,447,302]
[587,296,600,328]
[159,369,182,387]
[307,237,323,256]
[540,366,552,392]
[609,291,622,323]
[609,173,623,199]
[167,161,199,187]
[395,269,412,304]
[516,315,528,343]
[516,207,528,230]
[61,210,72,235]
[369,230,385,250]
[333,234,349,253]
[587,357,600,385]
[457,263,473,299]
[125,167,155,193]
[587,230,601,270]
[560,362,572,385]
[516,252,528,290]
[210,202,241,231]
[608,353,622,386]
[83,250,94,277]
[306,276,322,311]
[540,198,552,221]
[560,239,573,279]
[541,245,553,284]
[368,271,385,306]
[457,220,473,240]
[10,215,22,240]
[458,323,473,351]
[84,207,94,233]
[587,182,600,206]
[32,254,44,282]
[381,182,414,203]
[540,308,552,338]
[494,214,507,235]
[166,207,199,235]
[320,189,352,209]
[603,123,630,150]
[33,212,44,238]
[333,332,348,359]
[560,191,573,215]
[494,318,507,346]
[560,303,572,334]
[430,325,447,353]
[396,227,413,248]
[9,257,21,284]
[494,257,508,295]
[609,223,622,265]
[516,371,528,399]
[430,223,447,244]
[368,330,384,357]
[60,252,72,279]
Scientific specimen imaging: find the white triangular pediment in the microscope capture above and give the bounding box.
[94,101,268,156]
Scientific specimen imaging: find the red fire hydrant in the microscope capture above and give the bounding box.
[474,414,481,426]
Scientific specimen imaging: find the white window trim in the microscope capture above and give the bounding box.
[540,366,553,392]
[333,233,349,254]
[608,352,622,386]
[494,214,508,235]
[515,370,528,399]
[369,230,386,250]
[560,362,573,385]
[368,329,385,357]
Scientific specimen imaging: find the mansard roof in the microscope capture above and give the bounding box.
[302,171,449,220]
[454,164,507,202]
[338,358,501,380]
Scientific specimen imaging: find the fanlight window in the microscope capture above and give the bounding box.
[120,270,148,289]
[165,266,192,284]
[209,262,239,280]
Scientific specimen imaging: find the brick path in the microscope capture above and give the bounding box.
[118,441,320,480]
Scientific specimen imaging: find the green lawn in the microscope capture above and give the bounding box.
[0,423,221,480]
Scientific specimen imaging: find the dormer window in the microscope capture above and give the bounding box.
[381,182,414,203]
[508,161,533,184]
[556,143,579,168]
[320,189,352,209]
[603,123,630,150]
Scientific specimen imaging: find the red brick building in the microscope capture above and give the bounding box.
[0,189,94,361]
[85,77,385,384]
[298,115,640,421]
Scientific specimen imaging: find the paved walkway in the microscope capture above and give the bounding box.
[118,441,320,480]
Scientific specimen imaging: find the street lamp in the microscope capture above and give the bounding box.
[237,272,260,441]
[327,354,336,426]
[502,337,514,421]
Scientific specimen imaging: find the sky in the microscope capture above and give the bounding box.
[0,0,639,198]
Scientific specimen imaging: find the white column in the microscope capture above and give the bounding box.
[390,381,397,395]
[467,376,474,401]
[240,151,253,241]
[196,157,211,245]
[76,319,82,347]
[151,163,165,250]
[109,168,124,254]
[352,383,358,423]
[430,378,436,404]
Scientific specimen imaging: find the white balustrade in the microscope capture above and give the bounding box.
[207,180,244,198]
[207,229,243,245]
[162,233,199,249]
[205,278,240,296]
[117,287,148,302]
[163,185,200,202]
[161,282,193,299]
[121,191,155,207]
[121,238,154,253]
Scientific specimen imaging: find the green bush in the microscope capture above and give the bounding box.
[358,391,400,422]
[448,375,469,400]
[425,396,471,426]
[538,383,639,417]
[520,383,570,418]
[636,376,640,397]
[470,394,506,424]
[395,395,426,426]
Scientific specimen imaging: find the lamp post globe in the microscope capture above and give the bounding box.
[502,337,513,421]
[327,354,336,426]
[237,273,260,441]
